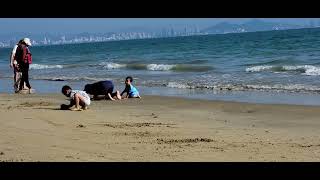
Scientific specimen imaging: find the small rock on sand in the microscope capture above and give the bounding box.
[77,124,85,128]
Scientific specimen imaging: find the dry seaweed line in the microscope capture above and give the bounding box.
[101,122,176,128]
[157,138,214,144]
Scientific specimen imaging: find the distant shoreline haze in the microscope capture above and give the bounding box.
[0,19,319,48]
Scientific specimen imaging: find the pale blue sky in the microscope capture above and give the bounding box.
[0,18,318,34]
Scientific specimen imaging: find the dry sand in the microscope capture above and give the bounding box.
[1,93,320,161]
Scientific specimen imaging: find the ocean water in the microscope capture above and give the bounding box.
[1,28,320,105]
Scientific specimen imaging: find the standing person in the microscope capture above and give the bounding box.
[9,39,26,93]
[15,38,33,94]
[84,80,121,101]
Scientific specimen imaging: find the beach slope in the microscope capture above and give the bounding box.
[1,93,320,161]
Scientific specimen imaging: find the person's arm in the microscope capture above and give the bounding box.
[106,93,116,101]
[68,99,75,108]
[92,94,98,100]
[120,89,126,96]
[104,90,116,101]
[10,45,17,68]
[121,85,129,97]
[9,52,14,68]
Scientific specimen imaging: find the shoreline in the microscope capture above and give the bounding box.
[1,93,320,161]
[3,92,320,107]
[2,78,320,106]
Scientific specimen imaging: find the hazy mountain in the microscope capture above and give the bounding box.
[201,19,306,34]
[0,19,317,48]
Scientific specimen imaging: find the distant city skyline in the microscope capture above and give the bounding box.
[0,18,320,34]
[0,18,319,48]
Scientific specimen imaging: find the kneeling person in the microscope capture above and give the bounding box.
[61,85,91,111]
[84,80,121,101]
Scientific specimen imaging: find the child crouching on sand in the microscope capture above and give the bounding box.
[61,85,91,111]
[121,76,141,99]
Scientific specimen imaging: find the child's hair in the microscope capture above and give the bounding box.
[61,85,72,94]
[126,76,133,82]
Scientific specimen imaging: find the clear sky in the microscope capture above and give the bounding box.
[0,18,318,34]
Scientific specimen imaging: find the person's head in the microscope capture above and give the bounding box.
[125,76,133,85]
[84,84,93,94]
[61,85,72,97]
[18,39,24,45]
[23,38,32,47]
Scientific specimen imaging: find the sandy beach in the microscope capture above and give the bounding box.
[1,93,320,162]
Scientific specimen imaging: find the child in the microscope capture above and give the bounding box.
[120,76,141,99]
[84,80,121,101]
[61,85,91,111]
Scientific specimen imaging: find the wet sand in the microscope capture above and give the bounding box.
[1,93,320,161]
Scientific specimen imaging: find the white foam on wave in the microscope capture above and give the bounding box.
[166,81,320,93]
[246,65,320,76]
[282,65,320,76]
[167,82,192,89]
[146,64,175,71]
[244,84,320,92]
[99,62,176,71]
[99,62,126,69]
[30,64,64,70]
[245,65,273,72]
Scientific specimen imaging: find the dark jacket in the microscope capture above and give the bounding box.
[84,80,114,95]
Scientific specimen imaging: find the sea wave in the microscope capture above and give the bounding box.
[29,64,64,70]
[146,64,175,71]
[246,65,274,72]
[167,82,192,89]
[242,58,296,67]
[27,62,213,72]
[32,76,108,82]
[246,65,320,75]
[24,74,320,93]
[166,82,320,93]
[185,60,209,64]
[98,62,213,72]
[98,62,126,69]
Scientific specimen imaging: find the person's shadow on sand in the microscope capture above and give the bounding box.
[91,96,106,101]
[34,104,70,110]
[34,107,61,110]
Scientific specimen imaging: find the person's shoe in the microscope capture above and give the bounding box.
[28,88,35,94]
[82,106,88,110]
[18,90,27,94]
[70,107,83,111]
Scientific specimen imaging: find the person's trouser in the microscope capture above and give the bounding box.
[13,68,22,91]
[13,69,27,92]
[19,63,31,91]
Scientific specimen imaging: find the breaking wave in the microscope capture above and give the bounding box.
[29,64,64,70]
[99,62,213,72]
[246,65,320,76]
[166,82,320,93]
